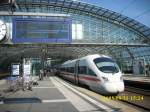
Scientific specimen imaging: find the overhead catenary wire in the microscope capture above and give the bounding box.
[133,8,150,19]
[120,0,137,14]
[119,0,150,19]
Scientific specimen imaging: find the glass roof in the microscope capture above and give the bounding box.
[0,0,150,41]
[7,0,148,42]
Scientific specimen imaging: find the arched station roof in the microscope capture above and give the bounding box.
[0,0,150,42]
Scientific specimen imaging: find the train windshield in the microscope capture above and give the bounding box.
[94,57,119,73]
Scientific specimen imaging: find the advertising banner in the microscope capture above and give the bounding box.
[23,64,31,82]
[12,64,20,76]
[23,64,31,76]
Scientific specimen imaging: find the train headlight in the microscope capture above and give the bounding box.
[102,77,108,81]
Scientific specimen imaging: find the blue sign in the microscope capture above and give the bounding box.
[12,18,72,43]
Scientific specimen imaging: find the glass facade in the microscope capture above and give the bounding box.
[0,0,150,74]
[0,5,145,44]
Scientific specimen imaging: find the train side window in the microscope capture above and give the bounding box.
[78,66,87,74]
[88,68,96,76]
[67,67,74,73]
[69,67,71,73]
[66,67,69,72]
[70,67,74,73]
[65,67,67,72]
[67,67,70,72]
[61,67,65,72]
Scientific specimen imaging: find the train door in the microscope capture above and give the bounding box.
[75,60,79,85]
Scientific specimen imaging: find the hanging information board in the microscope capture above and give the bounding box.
[12,18,72,43]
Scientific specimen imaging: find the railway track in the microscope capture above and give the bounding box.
[58,76,150,112]
[125,86,150,96]
[124,80,150,91]
[120,79,150,111]
[118,85,150,111]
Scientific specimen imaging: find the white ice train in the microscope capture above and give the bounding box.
[59,54,124,95]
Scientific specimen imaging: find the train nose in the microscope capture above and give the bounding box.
[103,81,124,94]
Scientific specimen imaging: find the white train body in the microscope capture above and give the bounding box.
[59,54,124,95]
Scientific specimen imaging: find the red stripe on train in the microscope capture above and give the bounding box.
[61,72,100,82]
[79,76,100,81]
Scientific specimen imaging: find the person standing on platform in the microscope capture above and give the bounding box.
[39,69,44,80]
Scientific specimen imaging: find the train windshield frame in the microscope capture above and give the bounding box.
[94,57,119,73]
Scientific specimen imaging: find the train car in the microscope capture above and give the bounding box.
[59,54,124,95]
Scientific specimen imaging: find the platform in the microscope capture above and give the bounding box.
[123,75,150,83]
[123,75,150,91]
[0,76,146,112]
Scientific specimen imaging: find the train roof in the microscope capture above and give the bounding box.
[80,54,111,59]
[61,59,77,66]
[62,54,112,66]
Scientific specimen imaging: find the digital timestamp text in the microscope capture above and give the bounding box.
[103,95,144,101]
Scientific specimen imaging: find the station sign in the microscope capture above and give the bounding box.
[12,18,72,43]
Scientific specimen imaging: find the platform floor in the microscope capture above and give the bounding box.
[0,76,146,112]
[123,75,150,83]
[0,78,79,112]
